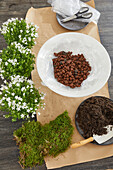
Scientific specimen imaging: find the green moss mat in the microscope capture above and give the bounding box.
[14,111,74,169]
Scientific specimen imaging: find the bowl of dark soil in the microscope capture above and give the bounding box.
[75,96,113,145]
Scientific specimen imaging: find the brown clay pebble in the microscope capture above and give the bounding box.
[52,51,91,88]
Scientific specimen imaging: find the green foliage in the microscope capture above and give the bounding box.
[14,111,74,168]
[0,18,38,49]
[0,43,35,79]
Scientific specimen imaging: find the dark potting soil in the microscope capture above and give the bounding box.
[76,96,113,138]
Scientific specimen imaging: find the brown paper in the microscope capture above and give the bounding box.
[26,1,113,169]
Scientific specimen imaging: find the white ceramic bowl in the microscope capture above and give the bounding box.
[36,32,111,97]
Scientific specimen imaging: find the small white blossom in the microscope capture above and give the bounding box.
[5,62,8,66]
[30,89,33,92]
[27,115,29,118]
[27,109,30,113]
[23,102,26,106]
[31,114,35,118]
[4,80,7,84]
[9,83,12,88]
[15,96,18,99]
[8,101,11,107]
[28,37,31,41]
[16,83,20,87]
[26,30,29,33]
[41,96,44,100]
[21,114,24,118]
[38,112,40,115]
[21,87,25,91]
[17,107,21,111]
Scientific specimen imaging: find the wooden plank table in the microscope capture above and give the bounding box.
[0,0,113,169]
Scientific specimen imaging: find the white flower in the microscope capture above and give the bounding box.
[28,37,31,41]
[5,62,8,66]
[27,115,29,118]
[16,83,20,87]
[26,85,29,88]
[19,35,21,38]
[30,89,33,92]
[35,33,38,37]
[15,96,18,99]
[17,107,21,111]
[23,102,26,106]
[8,59,11,62]
[41,96,44,100]
[30,85,33,88]
[9,83,12,88]
[8,101,11,107]
[0,99,2,104]
[14,59,17,62]
[27,109,30,113]
[12,93,15,96]
[21,87,25,91]
[27,80,33,85]
[18,97,22,101]
[12,106,15,110]
[31,114,35,118]
[21,114,24,118]
[35,99,37,102]
[26,30,29,33]
[0,91,2,95]
[6,97,10,102]
[2,97,5,100]
[31,33,34,37]
[20,30,23,33]
[0,50,2,53]
[22,105,25,109]
[38,112,40,115]
[12,100,15,105]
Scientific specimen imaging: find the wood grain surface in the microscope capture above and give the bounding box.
[0,0,113,170]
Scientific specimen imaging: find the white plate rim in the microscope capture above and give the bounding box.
[36,32,111,97]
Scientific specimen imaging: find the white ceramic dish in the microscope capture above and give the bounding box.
[36,32,111,97]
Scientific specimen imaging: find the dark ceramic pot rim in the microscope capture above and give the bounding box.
[75,96,113,145]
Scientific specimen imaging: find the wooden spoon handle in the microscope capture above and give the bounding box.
[71,137,94,149]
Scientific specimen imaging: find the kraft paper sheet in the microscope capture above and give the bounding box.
[26,1,113,169]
